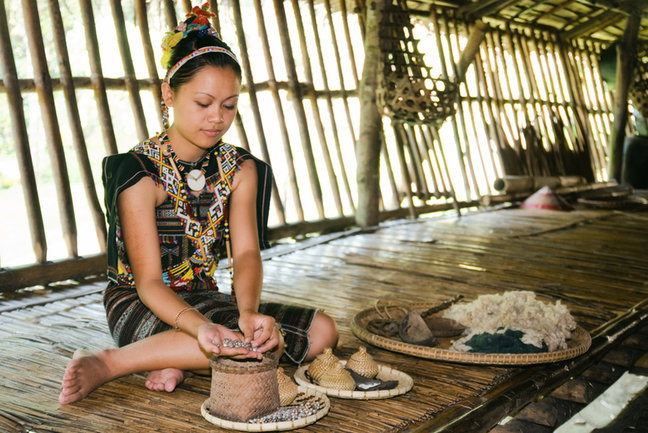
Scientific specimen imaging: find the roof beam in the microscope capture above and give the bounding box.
[562,9,625,38]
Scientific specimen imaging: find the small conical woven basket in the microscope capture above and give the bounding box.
[209,353,280,422]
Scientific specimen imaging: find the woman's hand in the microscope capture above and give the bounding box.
[196,322,261,359]
[238,311,281,354]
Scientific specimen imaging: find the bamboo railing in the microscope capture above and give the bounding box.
[0,0,614,291]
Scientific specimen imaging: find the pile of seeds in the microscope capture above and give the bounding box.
[221,338,256,351]
[246,394,322,424]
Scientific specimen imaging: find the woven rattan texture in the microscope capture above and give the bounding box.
[209,355,280,422]
[376,0,457,125]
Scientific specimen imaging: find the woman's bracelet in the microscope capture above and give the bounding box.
[173,306,197,330]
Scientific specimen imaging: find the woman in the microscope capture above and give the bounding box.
[59,6,337,405]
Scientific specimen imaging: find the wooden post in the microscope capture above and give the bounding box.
[22,0,78,258]
[109,0,148,141]
[356,0,385,227]
[0,0,47,263]
[48,0,107,250]
[79,0,118,155]
[609,12,640,181]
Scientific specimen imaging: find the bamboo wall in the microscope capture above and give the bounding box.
[0,0,614,287]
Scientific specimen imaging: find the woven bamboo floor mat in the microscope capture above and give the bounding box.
[1,207,647,432]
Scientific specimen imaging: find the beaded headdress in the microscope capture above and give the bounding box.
[160,2,240,129]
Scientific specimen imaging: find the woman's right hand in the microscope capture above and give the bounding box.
[196,322,263,359]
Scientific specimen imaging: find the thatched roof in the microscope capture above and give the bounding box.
[391,0,648,42]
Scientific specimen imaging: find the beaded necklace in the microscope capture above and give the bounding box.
[136,132,233,270]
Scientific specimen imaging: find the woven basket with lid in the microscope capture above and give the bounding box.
[208,353,280,422]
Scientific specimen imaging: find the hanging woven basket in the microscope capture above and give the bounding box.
[376,0,457,125]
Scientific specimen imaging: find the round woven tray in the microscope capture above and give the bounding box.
[294,361,413,399]
[201,386,329,432]
[351,303,592,365]
[577,195,648,210]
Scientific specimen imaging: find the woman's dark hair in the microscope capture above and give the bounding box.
[167,31,242,90]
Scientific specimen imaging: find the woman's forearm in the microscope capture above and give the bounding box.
[231,250,263,314]
[136,280,209,336]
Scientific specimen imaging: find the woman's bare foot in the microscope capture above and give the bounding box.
[145,368,192,392]
[59,349,114,404]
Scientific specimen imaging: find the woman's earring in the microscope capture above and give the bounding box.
[161,98,169,130]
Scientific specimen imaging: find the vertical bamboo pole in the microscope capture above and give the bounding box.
[206,0,250,153]
[323,0,357,141]
[79,0,118,155]
[547,32,595,178]
[491,29,523,140]
[414,124,441,197]
[392,124,416,218]
[515,30,551,143]
[307,0,355,211]
[49,0,107,250]
[429,125,459,198]
[472,34,505,179]
[585,40,613,132]
[272,0,325,219]
[586,39,614,174]
[22,0,77,257]
[587,40,614,128]
[231,0,289,223]
[380,129,400,207]
[135,0,164,129]
[575,39,609,175]
[403,123,428,197]
[421,125,450,195]
[208,0,220,34]
[454,16,490,195]
[609,13,640,181]
[163,0,177,30]
[0,0,47,263]
[441,10,479,197]
[356,0,385,226]
[527,31,559,173]
[513,29,552,174]
[429,8,471,199]
[182,0,192,14]
[289,0,344,215]
[247,0,307,221]
[339,0,360,88]
[109,0,148,141]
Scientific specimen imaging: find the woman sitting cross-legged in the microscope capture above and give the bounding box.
[59,6,337,405]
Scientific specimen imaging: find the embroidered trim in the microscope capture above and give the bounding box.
[126,134,239,288]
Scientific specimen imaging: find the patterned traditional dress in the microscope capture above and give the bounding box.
[101,135,315,364]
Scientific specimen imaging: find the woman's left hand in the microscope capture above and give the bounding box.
[238,311,280,353]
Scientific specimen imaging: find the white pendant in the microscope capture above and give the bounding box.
[187,169,206,192]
